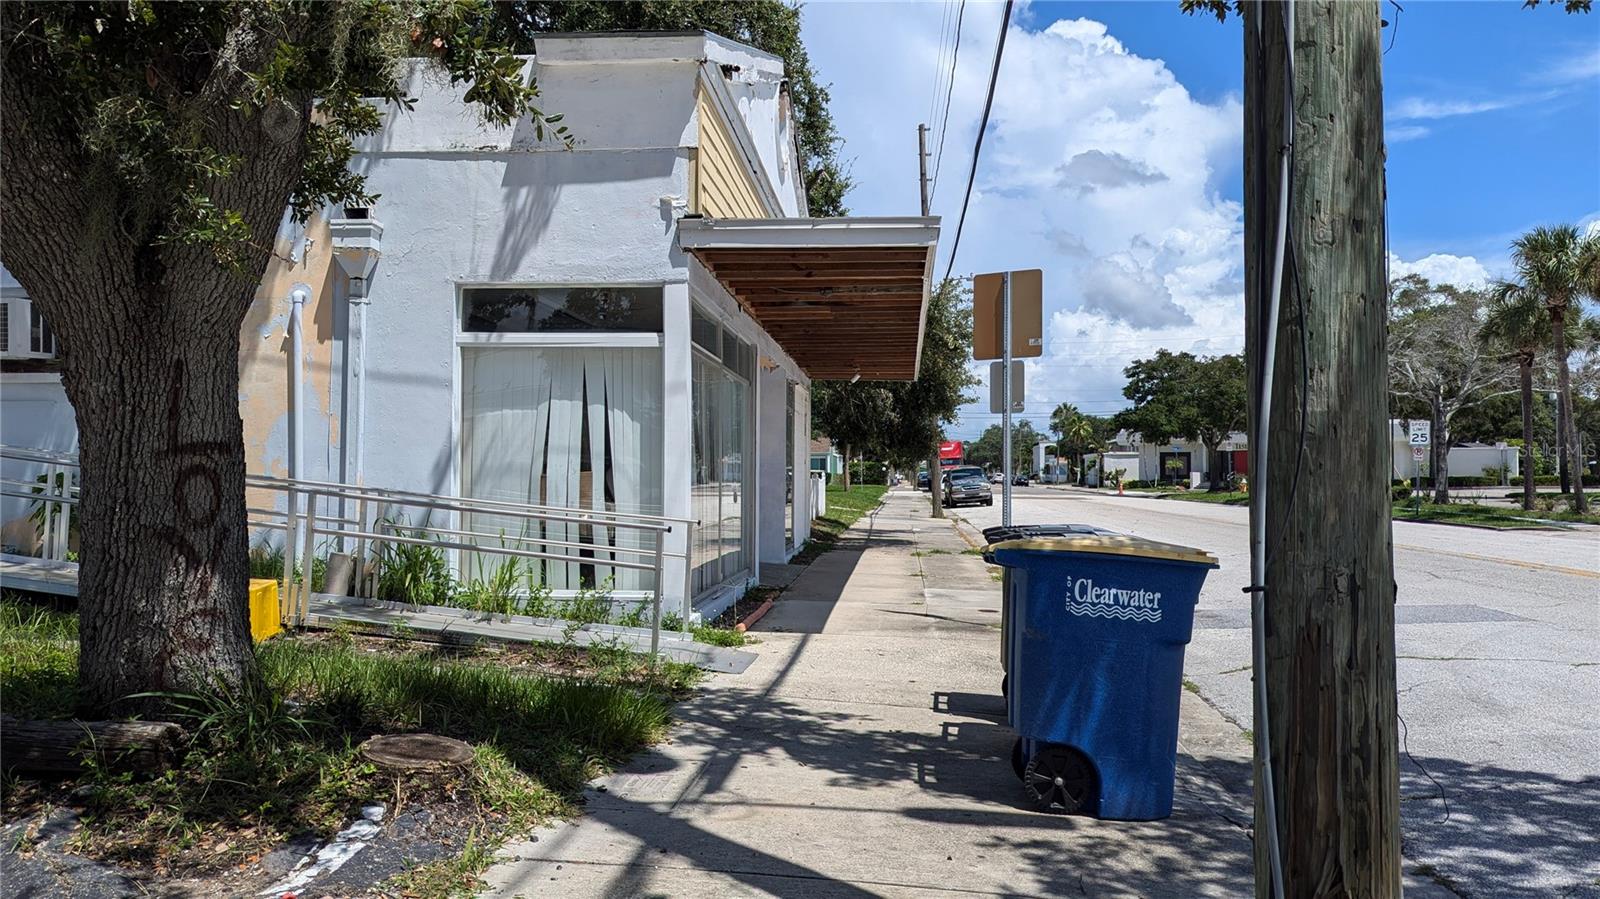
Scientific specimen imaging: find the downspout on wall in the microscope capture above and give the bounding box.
[287,284,310,486]
[329,215,384,489]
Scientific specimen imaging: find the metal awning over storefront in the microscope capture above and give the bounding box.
[678,216,940,380]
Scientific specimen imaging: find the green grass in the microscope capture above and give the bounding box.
[1157,491,1598,528]
[0,600,78,718]
[1391,501,1597,529]
[1157,491,1250,505]
[660,612,747,648]
[0,601,680,894]
[792,484,890,564]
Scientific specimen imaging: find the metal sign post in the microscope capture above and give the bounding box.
[1002,271,1013,526]
[973,268,1040,529]
[1408,420,1431,497]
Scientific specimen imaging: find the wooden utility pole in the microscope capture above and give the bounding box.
[918,123,931,216]
[1243,3,1401,896]
[918,122,946,519]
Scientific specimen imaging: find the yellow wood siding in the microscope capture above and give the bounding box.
[695,90,769,219]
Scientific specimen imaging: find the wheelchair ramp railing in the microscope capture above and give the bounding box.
[0,445,741,667]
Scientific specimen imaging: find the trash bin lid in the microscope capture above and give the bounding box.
[987,534,1219,566]
[981,523,1118,543]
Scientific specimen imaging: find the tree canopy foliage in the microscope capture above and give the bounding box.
[1116,350,1246,454]
[964,419,1043,472]
[490,0,851,216]
[3,0,560,269]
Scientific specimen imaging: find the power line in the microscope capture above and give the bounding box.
[942,0,1013,283]
[929,0,967,202]
[928,0,953,125]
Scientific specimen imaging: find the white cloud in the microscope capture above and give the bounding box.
[802,8,1247,435]
[1386,124,1430,143]
[1388,252,1492,288]
[1388,96,1517,121]
[1532,46,1600,84]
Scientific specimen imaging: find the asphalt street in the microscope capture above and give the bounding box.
[953,484,1600,899]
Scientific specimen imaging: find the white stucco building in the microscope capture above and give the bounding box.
[0,32,940,620]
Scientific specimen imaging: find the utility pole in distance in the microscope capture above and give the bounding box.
[918,123,946,519]
[918,123,931,217]
[1243,2,1401,897]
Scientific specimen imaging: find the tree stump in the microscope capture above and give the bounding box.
[358,734,474,772]
[0,715,186,773]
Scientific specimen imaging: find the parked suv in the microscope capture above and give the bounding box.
[944,471,994,507]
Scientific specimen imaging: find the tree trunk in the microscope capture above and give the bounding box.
[1549,306,1588,513]
[928,450,945,519]
[840,442,852,491]
[1519,359,1536,511]
[69,309,257,714]
[1244,3,1402,897]
[1430,395,1449,504]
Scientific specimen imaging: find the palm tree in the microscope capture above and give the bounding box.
[1481,283,1551,511]
[1064,414,1096,485]
[1511,225,1600,513]
[1049,402,1081,445]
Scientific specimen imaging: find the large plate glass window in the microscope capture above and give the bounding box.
[691,307,754,595]
[784,381,796,550]
[459,286,663,594]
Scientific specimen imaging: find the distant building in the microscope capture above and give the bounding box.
[809,438,844,476]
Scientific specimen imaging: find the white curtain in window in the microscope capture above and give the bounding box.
[462,346,662,592]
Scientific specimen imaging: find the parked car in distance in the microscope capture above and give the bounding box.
[1012,473,1030,486]
[945,465,985,483]
[989,472,1004,484]
[945,472,994,507]
[917,471,931,491]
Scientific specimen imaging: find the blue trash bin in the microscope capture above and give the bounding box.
[981,525,1117,706]
[988,534,1218,820]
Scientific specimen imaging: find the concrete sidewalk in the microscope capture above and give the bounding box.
[481,488,1259,897]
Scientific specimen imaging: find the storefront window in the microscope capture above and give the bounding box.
[691,310,754,594]
[460,345,663,592]
[785,381,796,550]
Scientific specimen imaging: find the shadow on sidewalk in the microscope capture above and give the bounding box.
[546,672,1260,897]
[759,501,912,635]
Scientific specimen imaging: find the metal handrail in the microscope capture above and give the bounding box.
[245,472,680,530]
[1,445,699,656]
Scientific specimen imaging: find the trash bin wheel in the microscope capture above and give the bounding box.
[1010,738,1026,780]
[1023,743,1094,814]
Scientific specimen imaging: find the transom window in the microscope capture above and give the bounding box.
[462,286,663,334]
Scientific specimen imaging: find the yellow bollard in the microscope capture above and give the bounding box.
[248,579,282,642]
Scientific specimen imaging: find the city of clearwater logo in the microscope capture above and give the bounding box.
[1064,574,1163,623]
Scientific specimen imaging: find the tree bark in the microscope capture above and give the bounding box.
[1519,359,1536,511]
[840,442,852,490]
[927,450,945,519]
[1244,3,1402,896]
[1549,306,1588,512]
[1430,394,1450,504]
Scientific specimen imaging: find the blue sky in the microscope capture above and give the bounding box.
[801,1,1600,438]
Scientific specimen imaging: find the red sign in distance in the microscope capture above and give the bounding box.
[938,441,964,466]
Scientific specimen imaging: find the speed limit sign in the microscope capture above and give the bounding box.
[1408,420,1431,446]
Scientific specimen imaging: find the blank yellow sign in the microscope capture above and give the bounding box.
[972,269,1043,360]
